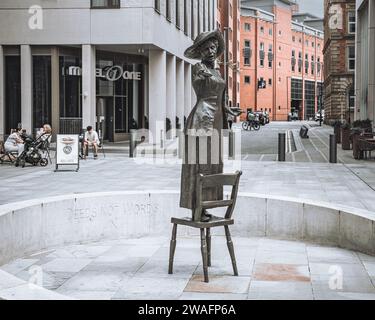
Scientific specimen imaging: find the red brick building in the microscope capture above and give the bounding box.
[323,0,356,123]
[239,0,324,121]
[216,0,241,110]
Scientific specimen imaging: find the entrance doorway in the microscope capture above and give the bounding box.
[96,97,114,142]
[291,100,302,120]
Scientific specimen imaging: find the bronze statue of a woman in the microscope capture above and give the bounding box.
[180,30,236,222]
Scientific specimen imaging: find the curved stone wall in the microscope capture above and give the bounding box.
[0,191,374,266]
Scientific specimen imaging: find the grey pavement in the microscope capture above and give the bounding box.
[1,154,375,212]
[2,236,375,300]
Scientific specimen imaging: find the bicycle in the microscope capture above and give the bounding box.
[242,119,261,131]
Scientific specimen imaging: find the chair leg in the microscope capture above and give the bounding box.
[168,224,178,274]
[206,228,212,267]
[200,228,209,283]
[224,226,238,276]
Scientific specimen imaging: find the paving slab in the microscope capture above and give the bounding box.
[41,258,92,273]
[2,236,375,300]
[185,275,251,294]
[248,281,313,300]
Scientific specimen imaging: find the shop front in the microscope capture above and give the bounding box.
[3,46,147,142]
[59,49,147,142]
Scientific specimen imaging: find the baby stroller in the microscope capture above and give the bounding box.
[15,133,50,168]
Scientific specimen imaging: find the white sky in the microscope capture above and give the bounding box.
[297,0,324,18]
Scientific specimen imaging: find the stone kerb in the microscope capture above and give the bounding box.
[0,191,374,266]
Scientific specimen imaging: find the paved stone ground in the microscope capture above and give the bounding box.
[1,156,375,211]
[1,123,375,300]
[1,236,375,300]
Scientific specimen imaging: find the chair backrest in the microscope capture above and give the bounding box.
[194,171,242,221]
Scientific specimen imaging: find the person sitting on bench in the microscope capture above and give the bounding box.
[4,128,25,157]
[83,126,99,159]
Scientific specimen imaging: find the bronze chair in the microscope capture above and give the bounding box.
[168,171,242,283]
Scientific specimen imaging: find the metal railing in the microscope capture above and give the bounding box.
[59,118,83,134]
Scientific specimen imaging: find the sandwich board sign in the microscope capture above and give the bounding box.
[55,134,80,172]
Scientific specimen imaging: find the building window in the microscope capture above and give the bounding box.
[5,56,21,134]
[244,40,251,66]
[298,51,302,73]
[269,28,272,36]
[291,50,296,72]
[244,76,251,84]
[260,42,265,67]
[260,26,264,34]
[91,0,120,8]
[244,23,251,31]
[268,44,273,68]
[60,56,82,119]
[348,46,355,71]
[305,54,309,74]
[268,79,272,85]
[311,55,315,75]
[33,56,51,130]
[348,11,356,34]
[292,35,295,42]
[304,80,316,119]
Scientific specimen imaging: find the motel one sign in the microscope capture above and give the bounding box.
[63,65,142,82]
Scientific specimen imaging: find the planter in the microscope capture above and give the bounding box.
[334,126,341,144]
[341,128,351,150]
[352,133,363,160]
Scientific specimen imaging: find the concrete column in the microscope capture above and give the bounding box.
[176,59,185,129]
[149,50,167,141]
[166,55,176,134]
[21,45,33,134]
[368,0,375,124]
[184,63,192,120]
[82,44,96,130]
[0,45,4,139]
[51,47,60,137]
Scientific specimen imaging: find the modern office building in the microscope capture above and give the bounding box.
[355,0,375,124]
[323,0,356,123]
[239,0,324,121]
[0,0,217,142]
[216,0,241,110]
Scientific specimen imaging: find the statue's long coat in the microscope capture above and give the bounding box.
[180,63,228,210]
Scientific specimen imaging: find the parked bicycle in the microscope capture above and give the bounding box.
[242,111,261,131]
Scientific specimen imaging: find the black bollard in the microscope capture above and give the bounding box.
[178,129,184,159]
[229,130,234,159]
[278,133,286,162]
[329,134,337,163]
[129,129,136,158]
[160,130,164,149]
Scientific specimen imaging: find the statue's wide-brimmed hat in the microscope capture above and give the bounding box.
[184,29,225,60]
